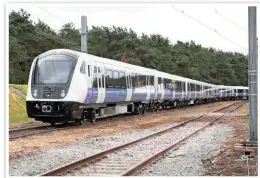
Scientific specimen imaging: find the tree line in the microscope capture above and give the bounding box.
[9,9,248,86]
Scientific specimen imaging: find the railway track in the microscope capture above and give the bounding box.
[39,101,245,176]
[9,101,233,140]
[9,124,76,140]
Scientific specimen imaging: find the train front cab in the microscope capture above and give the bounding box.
[26,52,81,125]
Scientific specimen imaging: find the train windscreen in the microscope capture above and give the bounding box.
[34,54,77,84]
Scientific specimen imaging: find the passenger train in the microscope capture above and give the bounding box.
[26,49,248,125]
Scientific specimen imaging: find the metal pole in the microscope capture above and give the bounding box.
[81,16,87,53]
[248,6,257,141]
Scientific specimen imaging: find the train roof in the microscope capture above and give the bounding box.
[38,49,248,89]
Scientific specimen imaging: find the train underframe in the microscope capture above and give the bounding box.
[26,95,247,126]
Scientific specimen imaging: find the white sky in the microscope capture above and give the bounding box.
[6,3,260,55]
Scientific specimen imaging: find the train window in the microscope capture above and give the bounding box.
[141,75,146,87]
[164,78,167,88]
[190,84,195,92]
[119,72,126,89]
[98,67,101,87]
[158,77,161,84]
[93,66,98,88]
[106,70,113,88]
[99,78,101,88]
[130,74,134,88]
[181,82,185,91]
[175,81,181,92]
[238,89,244,93]
[146,76,150,86]
[102,75,105,88]
[134,74,140,88]
[150,76,154,86]
[165,78,173,91]
[80,61,86,74]
[161,78,164,87]
[113,71,120,88]
[93,66,97,73]
[87,65,90,77]
[132,74,136,88]
[129,74,133,88]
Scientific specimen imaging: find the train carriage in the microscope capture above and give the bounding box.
[26,49,248,125]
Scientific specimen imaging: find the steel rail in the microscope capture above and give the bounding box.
[39,101,244,176]
[121,101,246,176]
[10,101,238,140]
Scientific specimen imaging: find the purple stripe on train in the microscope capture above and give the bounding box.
[84,88,92,104]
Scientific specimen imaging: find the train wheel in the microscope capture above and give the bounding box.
[142,107,146,114]
[155,104,159,112]
[90,111,96,123]
[79,119,85,125]
[75,119,84,125]
[50,122,56,126]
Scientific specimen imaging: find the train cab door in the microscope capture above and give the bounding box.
[126,72,132,101]
[94,63,105,103]
[84,61,94,104]
[99,64,105,103]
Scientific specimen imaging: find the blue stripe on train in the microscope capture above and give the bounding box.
[84,88,92,104]
[104,88,127,103]
[84,88,127,104]
[131,88,147,101]
[90,88,98,103]
[175,92,183,100]
[164,90,173,100]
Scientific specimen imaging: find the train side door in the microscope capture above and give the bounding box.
[157,77,163,100]
[84,61,94,104]
[146,75,151,101]
[94,63,105,103]
[181,81,185,100]
[126,71,132,101]
[99,64,105,103]
[154,76,158,100]
[172,79,175,100]
[185,82,189,100]
[160,78,165,100]
[150,75,155,100]
[199,84,202,99]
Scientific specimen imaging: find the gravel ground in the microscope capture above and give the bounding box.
[64,122,206,176]
[137,124,233,176]
[9,122,180,176]
[9,101,234,160]
[9,122,233,176]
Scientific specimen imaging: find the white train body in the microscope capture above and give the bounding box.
[26,49,248,124]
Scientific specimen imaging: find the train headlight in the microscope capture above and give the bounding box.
[60,90,66,97]
[33,89,38,97]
